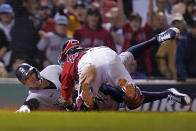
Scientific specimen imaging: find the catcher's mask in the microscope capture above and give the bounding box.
[58,39,83,65]
[15,63,41,82]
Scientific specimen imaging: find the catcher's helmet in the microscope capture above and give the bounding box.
[58,39,83,65]
[15,63,41,82]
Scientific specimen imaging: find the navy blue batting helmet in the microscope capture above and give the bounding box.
[15,63,41,82]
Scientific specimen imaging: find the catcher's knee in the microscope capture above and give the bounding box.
[118,78,136,100]
[118,78,144,109]
[127,88,144,110]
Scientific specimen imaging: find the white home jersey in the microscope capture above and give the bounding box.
[26,65,64,110]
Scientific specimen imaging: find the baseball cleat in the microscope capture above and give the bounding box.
[167,88,192,105]
[157,27,180,43]
[118,78,136,102]
[82,83,94,109]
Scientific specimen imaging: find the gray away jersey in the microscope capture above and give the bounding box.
[25,65,126,111]
[26,65,64,110]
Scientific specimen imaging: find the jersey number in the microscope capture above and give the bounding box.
[67,53,78,63]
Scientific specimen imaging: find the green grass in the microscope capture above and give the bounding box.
[0,110,195,131]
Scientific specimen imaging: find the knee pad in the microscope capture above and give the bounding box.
[118,78,136,101]
[127,87,144,110]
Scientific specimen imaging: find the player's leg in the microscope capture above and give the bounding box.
[119,27,180,66]
[78,63,97,109]
[129,88,191,109]
[98,84,191,110]
[80,47,139,109]
[126,27,180,59]
[104,52,141,106]
[142,90,169,103]
[77,47,120,109]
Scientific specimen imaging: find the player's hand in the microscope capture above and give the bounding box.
[62,98,73,107]
[65,103,77,111]
[76,97,91,111]
[16,105,31,113]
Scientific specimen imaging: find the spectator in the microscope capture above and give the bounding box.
[0,4,14,67]
[155,0,171,24]
[156,13,186,79]
[40,0,53,9]
[37,3,55,32]
[9,0,42,70]
[0,61,8,77]
[0,4,10,63]
[183,1,195,26]
[104,7,124,54]
[144,0,168,77]
[121,12,152,75]
[37,16,70,67]
[120,1,166,76]
[66,0,87,37]
[151,11,168,34]
[148,0,168,34]
[0,28,8,62]
[73,7,116,50]
[132,0,151,26]
[0,3,14,42]
[192,6,196,17]
[51,0,66,18]
[74,1,87,25]
[175,17,196,80]
[0,28,9,78]
[65,0,77,16]
[51,0,85,38]
[156,0,168,13]
[149,11,168,76]
[91,0,117,23]
[171,0,186,15]
[167,0,179,14]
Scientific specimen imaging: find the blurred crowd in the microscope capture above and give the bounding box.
[0,0,195,81]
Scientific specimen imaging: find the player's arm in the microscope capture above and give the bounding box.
[16,98,40,112]
[61,73,75,108]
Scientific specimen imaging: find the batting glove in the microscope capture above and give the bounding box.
[16,105,31,113]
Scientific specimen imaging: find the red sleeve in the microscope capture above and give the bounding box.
[61,70,74,100]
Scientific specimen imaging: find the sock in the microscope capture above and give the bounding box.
[142,90,169,104]
[126,37,159,59]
